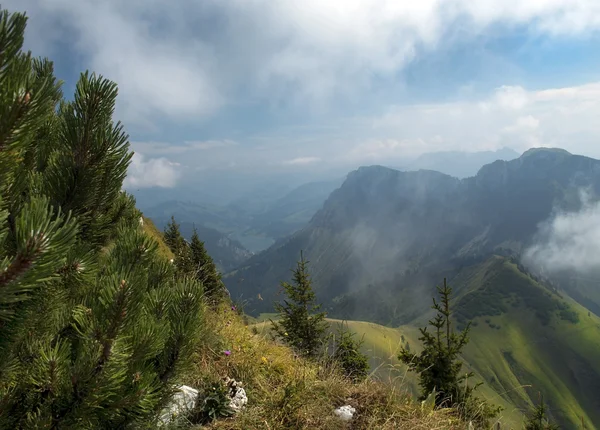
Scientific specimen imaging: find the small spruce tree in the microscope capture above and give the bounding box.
[332,324,370,382]
[271,251,327,358]
[525,394,559,430]
[398,278,500,425]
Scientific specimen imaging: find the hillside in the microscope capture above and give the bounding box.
[224,148,600,428]
[249,255,600,428]
[225,148,600,318]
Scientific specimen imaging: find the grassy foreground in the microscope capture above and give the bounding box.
[179,304,468,429]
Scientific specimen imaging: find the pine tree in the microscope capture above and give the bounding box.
[0,8,205,428]
[271,251,327,358]
[163,215,194,276]
[398,278,500,425]
[190,227,225,303]
[525,394,559,430]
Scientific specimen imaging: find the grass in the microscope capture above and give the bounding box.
[141,219,598,429]
[177,304,471,429]
[141,215,174,260]
[248,253,600,429]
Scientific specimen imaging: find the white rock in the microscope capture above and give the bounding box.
[224,377,248,412]
[139,216,144,227]
[158,385,198,425]
[334,405,356,421]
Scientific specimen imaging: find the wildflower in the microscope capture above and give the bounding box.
[231,305,236,311]
[224,350,231,356]
[261,356,268,364]
[284,332,288,336]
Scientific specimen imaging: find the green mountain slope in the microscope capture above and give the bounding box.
[225,148,600,320]
[226,148,600,428]
[451,256,600,428]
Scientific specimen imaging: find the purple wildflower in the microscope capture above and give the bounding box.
[224,350,231,356]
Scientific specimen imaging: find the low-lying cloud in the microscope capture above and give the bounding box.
[123,153,181,189]
[524,190,600,274]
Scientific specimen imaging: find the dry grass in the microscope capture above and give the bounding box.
[141,215,174,260]
[184,304,466,430]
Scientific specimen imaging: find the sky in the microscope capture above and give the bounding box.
[8,0,600,190]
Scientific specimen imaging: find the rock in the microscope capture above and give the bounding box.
[139,216,144,227]
[224,377,247,412]
[334,405,356,421]
[158,385,198,425]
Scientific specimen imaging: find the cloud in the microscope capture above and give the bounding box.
[492,86,530,110]
[123,153,181,188]
[524,190,600,274]
[365,81,600,161]
[282,157,322,166]
[183,140,238,150]
[130,140,237,156]
[9,0,600,127]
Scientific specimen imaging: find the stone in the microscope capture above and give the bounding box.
[158,385,198,425]
[334,405,356,421]
[224,377,248,412]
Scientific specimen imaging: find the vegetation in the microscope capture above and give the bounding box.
[187,303,468,429]
[4,5,600,429]
[190,227,226,304]
[330,324,370,382]
[525,395,559,430]
[163,217,227,305]
[271,252,327,359]
[0,9,204,428]
[398,279,501,426]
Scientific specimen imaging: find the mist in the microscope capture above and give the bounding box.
[524,190,600,274]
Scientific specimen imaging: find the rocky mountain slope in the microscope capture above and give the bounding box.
[224,148,600,428]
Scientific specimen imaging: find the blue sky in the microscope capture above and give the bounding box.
[8,0,600,189]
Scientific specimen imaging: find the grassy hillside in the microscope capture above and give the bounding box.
[184,306,469,429]
[141,215,174,260]
[251,317,523,427]
[451,257,600,428]
[138,216,470,429]
[248,256,600,428]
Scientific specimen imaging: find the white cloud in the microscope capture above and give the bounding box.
[130,140,237,156]
[8,0,600,126]
[524,190,600,274]
[183,140,238,150]
[123,153,181,188]
[119,79,600,170]
[364,81,600,161]
[282,157,322,166]
[492,86,530,110]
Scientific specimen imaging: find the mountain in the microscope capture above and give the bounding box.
[226,148,600,315]
[224,148,600,428]
[406,147,520,178]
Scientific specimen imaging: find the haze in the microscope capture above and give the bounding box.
[9,0,600,200]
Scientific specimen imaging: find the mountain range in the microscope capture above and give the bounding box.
[223,147,600,428]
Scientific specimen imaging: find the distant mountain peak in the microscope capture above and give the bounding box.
[520,147,572,159]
